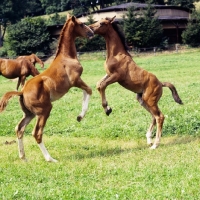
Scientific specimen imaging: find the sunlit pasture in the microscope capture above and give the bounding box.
[0,49,200,199]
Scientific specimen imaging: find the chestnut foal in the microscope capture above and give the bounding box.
[0,14,93,162]
[0,58,40,90]
[17,53,44,69]
[89,17,183,149]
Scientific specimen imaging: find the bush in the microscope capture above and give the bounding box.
[0,47,7,57]
[5,17,51,56]
[182,11,200,47]
[123,4,163,48]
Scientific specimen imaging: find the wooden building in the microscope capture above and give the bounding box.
[48,3,190,44]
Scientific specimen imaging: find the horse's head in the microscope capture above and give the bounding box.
[89,16,116,35]
[67,13,94,39]
[31,54,44,68]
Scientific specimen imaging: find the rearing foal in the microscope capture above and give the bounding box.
[0,14,93,162]
[89,17,183,149]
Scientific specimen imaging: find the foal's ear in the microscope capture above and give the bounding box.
[110,16,116,23]
[67,13,71,19]
[72,16,76,23]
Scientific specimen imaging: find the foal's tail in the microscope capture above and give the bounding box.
[0,91,23,113]
[162,82,183,104]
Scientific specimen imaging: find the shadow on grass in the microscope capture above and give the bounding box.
[162,135,200,146]
[63,135,200,160]
[64,144,148,160]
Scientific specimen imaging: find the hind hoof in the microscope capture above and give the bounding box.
[150,144,158,149]
[147,143,153,147]
[77,116,82,122]
[106,107,112,116]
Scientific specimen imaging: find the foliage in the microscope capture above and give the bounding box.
[123,4,163,48]
[182,10,200,46]
[5,17,51,57]
[167,0,198,9]
[46,13,67,26]
[40,0,66,14]
[25,0,44,16]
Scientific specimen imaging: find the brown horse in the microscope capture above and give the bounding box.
[89,16,183,149]
[0,14,94,162]
[17,54,44,69]
[0,58,40,90]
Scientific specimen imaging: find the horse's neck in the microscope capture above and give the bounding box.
[105,31,127,58]
[57,26,77,58]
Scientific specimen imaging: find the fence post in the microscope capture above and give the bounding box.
[175,44,180,53]
[153,47,157,55]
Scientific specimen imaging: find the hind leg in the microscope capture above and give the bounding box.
[75,77,92,122]
[32,103,57,162]
[15,96,35,160]
[150,109,164,149]
[137,93,156,146]
[16,78,21,91]
[34,115,57,162]
[141,94,164,149]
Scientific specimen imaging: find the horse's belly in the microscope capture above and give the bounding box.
[50,91,66,102]
[49,82,69,102]
[119,81,143,93]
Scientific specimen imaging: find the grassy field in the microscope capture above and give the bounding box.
[0,49,200,199]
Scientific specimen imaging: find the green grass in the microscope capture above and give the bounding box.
[0,50,200,199]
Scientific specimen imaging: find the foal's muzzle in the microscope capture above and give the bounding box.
[87,31,94,39]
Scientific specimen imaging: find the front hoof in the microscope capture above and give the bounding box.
[106,107,112,116]
[77,116,82,122]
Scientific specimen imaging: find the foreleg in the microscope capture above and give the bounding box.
[97,73,120,115]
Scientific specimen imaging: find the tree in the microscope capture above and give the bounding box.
[164,0,199,9]
[182,10,200,46]
[46,13,67,26]
[123,4,163,48]
[0,0,29,46]
[25,0,44,16]
[5,17,51,57]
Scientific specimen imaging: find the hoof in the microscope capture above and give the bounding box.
[147,143,153,147]
[106,107,112,116]
[21,158,28,162]
[150,144,157,149]
[77,116,82,122]
[47,157,58,162]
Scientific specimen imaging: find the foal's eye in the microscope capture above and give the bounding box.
[100,22,104,26]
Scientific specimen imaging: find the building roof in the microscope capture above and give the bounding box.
[77,3,190,21]
[95,2,190,13]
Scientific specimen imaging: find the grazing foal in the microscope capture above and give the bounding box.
[89,17,183,149]
[17,54,44,69]
[0,58,39,90]
[0,14,94,162]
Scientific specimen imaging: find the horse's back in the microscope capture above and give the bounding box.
[0,59,22,78]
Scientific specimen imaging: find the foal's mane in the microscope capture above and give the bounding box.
[54,18,70,58]
[106,17,130,52]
